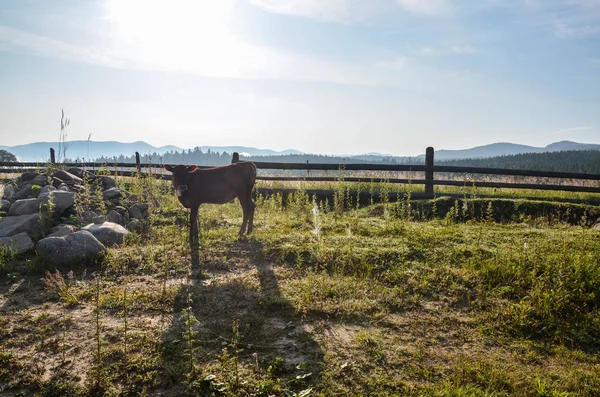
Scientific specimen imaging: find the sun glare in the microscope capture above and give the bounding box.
[106,0,251,76]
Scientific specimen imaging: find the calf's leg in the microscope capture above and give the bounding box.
[237,188,252,235]
[190,205,199,246]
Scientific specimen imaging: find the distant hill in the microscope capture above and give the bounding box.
[2,139,599,164]
[438,150,600,174]
[0,141,181,163]
[0,141,301,162]
[432,141,600,160]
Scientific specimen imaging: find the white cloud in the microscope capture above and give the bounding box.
[419,45,480,55]
[555,23,600,38]
[395,0,452,15]
[0,25,126,68]
[247,0,453,22]
[374,56,407,69]
[549,126,593,135]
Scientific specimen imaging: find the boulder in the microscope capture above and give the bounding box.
[83,221,129,246]
[126,219,141,232]
[106,210,124,225]
[68,168,96,180]
[100,175,117,189]
[48,224,77,238]
[129,205,145,220]
[57,183,71,191]
[80,210,99,225]
[13,184,33,201]
[39,190,76,215]
[1,199,11,213]
[19,171,38,184]
[40,185,56,195]
[594,223,600,231]
[53,170,83,185]
[103,187,123,200]
[7,198,40,216]
[92,215,106,224]
[0,213,41,238]
[0,232,34,255]
[36,231,106,265]
[31,174,48,187]
[2,185,16,201]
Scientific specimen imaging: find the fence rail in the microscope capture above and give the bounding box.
[1,147,600,197]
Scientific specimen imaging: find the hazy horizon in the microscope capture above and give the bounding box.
[1,0,599,156]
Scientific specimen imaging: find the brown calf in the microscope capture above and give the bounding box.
[164,162,257,242]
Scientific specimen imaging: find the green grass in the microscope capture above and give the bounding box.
[1,177,599,396]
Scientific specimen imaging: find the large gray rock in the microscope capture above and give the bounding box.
[0,232,34,255]
[80,210,99,225]
[83,221,129,246]
[7,198,40,216]
[1,199,11,213]
[125,219,144,232]
[129,205,145,220]
[39,190,76,215]
[100,175,117,189]
[53,169,83,185]
[13,184,33,201]
[0,213,41,238]
[36,230,106,264]
[31,174,48,187]
[103,187,123,200]
[106,210,125,225]
[594,223,600,231]
[2,185,16,201]
[40,185,56,195]
[48,224,77,238]
[19,171,38,184]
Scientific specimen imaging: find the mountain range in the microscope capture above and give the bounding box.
[1,140,598,163]
[431,141,600,161]
[0,141,301,162]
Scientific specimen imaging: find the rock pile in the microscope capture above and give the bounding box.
[0,168,151,264]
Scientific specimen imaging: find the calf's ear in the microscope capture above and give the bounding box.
[164,164,174,172]
[187,165,198,173]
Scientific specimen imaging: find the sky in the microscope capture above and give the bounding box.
[0,0,599,156]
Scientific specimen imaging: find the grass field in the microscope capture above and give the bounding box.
[1,176,599,396]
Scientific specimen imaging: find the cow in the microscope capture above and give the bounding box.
[164,161,257,244]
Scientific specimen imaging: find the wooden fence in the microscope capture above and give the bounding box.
[1,147,599,199]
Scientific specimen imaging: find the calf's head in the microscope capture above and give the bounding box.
[164,164,198,197]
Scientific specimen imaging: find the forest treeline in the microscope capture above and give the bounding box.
[86,148,600,174]
[438,150,600,174]
[88,149,420,167]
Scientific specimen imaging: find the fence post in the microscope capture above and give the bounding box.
[231,152,239,163]
[425,147,434,198]
[50,148,56,164]
[135,152,141,173]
